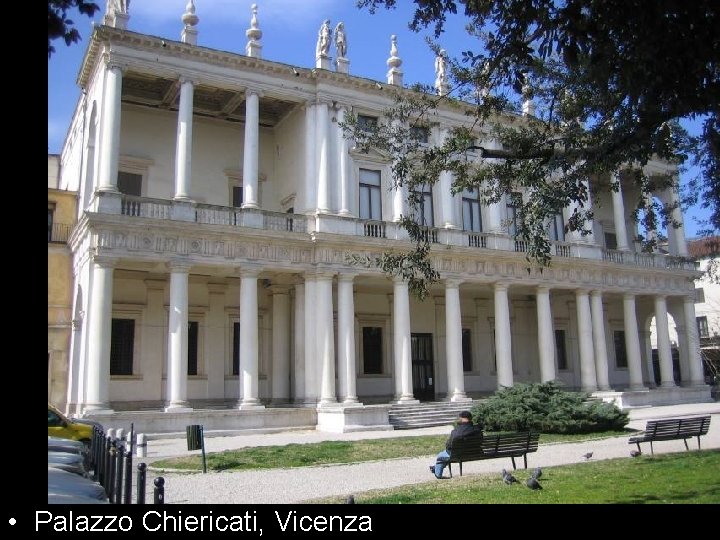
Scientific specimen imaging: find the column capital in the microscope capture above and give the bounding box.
[623,292,637,301]
[91,254,117,268]
[105,60,127,74]
[444,278,462,288]
[494,281,510,292]
[315,271,336,282]
[392,275,408,285]
[575,288,590,297]
[337,272,357,283]
[654,294,668,301]
[314,96,334,108]
[239,267,262,279]
[166,261,192,273]
[683,294,696,304]
[333,101,351,113]
[536,285,551,294]
[178,75,200,86]
[590,289,603,298]
[245,87,264,99]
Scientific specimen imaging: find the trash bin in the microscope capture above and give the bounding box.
[186,424,203,451]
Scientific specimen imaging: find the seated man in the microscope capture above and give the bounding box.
[429,410,482,479]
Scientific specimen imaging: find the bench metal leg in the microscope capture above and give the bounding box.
[448,463,452,478]
[650,441,654,455]
[459,462,463,477]
[697,436,702,450]
[523,454,528,469]
[683,438,689,451]
[635,442,641,453]
[511,457,517,470]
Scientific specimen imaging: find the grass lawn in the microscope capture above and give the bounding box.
[151,429,632,472]
[314,450,720,504]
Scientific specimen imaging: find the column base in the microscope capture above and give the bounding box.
[450,394,473,403]
[82,405,114,416]
[317,399,339,408]
[237,401,266,410]
[164,402,193,413]
[660,382,677,389]
[341,398,363,407]
[391,397,420,405]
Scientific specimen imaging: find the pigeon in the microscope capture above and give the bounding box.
[526,477,542,490]
[531,467,543,480]
[501,468,518,484]
[345,495,355,504]
[582,452,593,460]
[630,449,642,458]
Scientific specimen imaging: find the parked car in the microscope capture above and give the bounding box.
[48,466,108,502]
[48,451,87,477]
[48,403,94,444]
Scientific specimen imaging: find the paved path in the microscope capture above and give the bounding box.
[143,403,720,504]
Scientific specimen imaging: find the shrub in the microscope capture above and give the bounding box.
[471,381,628,434]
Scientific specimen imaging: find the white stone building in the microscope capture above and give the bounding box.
[57,4,710,432]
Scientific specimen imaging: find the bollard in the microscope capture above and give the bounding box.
[107,441,117,501]
[136,433,147,458]
[102,434,112,489]
[128,423,135,456]
[114,444,125,504]
[136,463,147,505]
[115,428,125,442]
[123,448,133,504]
[153,477,165,505]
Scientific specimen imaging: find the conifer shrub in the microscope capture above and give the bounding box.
[470,381,628,434]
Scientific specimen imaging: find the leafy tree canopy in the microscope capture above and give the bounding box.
[48,1,100,58]
[349,0,719,296]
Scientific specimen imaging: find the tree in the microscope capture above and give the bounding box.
[348,0,720,296]
[48,1,100,58]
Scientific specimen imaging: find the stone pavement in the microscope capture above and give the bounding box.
[143,402,720,504]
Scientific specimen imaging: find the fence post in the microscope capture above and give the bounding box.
[136,463,147,505]
[136,433,147,458]
[123,447,133,504]
[153,477,165,504]
[114,444,125,504]
[107,440,117,501]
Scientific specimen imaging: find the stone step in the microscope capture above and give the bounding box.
[388,400,485,430]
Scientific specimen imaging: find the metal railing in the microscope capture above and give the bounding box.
[363,220,386,238]
[48,223,72,243]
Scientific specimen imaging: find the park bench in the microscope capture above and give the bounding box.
[628,415,711,455]
[446,431,540,477]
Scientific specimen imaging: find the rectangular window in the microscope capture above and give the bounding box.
[462,329,473,372]
[362,327,383,374]
[48,207,54,242]
[357,115,378,132]
[614,330,628,368]
[359,168,382,220]
[412,184,434,227]
[410,126,429,143]
[697,316,709,339]
[605,232,618,250]
[232,186,243,207]
[555,329,568,370]
[188,321,199,376]
[462,187,482,232]
[549,213,565,242]
[117,171,142,196]
[110,318,135,375]
[232,322,240,376]
[507,192,521,237]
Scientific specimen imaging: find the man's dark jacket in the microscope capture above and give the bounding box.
[445,423,483,453]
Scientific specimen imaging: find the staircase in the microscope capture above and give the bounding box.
[389,400,485,430]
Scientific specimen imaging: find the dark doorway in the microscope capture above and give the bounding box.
[411,333,435,401]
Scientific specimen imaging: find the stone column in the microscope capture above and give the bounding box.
[316,100,331,213]
[611,172,629,250]
[238,268,264,408]
[591,291,611,390]
[337,273,359,403]
[494,282,513,388]
[436,129,456,228]
[336,105,352,216]
[623,294,646,390]
[293,283,305,402]
[173,78,195,201]
[576,290,598,391]
[536,286,556,383]
[241,89,260,208]
[271,286,291,403]
[654,295,676,387]
[316,273,337,405]
[445,279,468,401]
[392,118,406,222]
[393,277,416,402]
[84,257,115,414]
[303,275,318,404]
[97,63,123,192]
[302,102,317,214]
[166,263,192,411]
[565,179,596,244]
[683,295,706,385]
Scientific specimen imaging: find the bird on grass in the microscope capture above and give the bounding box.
[501,469,518,484]
[630,449,642,458]
[531,467,542,480]
[582,452,593,460]
[345,495,355,504]
[526,477,542,490]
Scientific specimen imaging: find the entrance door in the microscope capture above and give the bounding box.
[411,333,435,401]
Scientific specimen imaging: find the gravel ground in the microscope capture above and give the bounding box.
[142,402,720,504]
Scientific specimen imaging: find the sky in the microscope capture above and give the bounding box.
[47,0,710,237]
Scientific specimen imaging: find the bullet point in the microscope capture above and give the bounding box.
[9,518,16,525]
